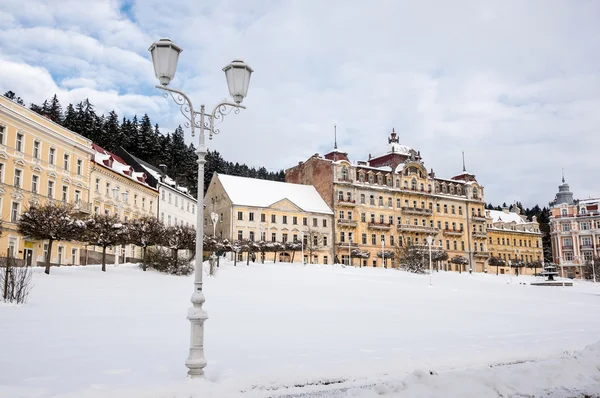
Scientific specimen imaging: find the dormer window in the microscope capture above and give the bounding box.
[359,173,365,183]
[561,209,568,216]
[377,175,383,185]
[395,179,400,188]
[341,166,349,181]
[442,184,447,193]
[411,178,417,190]
[368,174,374,184]
[404,180,408,189]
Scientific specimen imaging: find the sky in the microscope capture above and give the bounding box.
[0,0,599,208]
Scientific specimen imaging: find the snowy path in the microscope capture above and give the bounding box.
[1,261,600,397]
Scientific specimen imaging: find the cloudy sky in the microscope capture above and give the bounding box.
[1,0,598,207]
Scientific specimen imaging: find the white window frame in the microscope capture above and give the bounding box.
[49,147,56,165]
[15,132,24,152]
[62,185,68,202]
[31,174,39,193]
[33,140,40,159]
[10,201,20,223]
[13,168,22,188]
[63,153,70,171]
[76,159,82,175]
[47,180,55,198]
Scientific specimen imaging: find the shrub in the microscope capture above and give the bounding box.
[145,248,193,276]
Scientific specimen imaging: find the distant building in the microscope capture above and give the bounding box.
[486,207,543,275]
[204,173,334,264]
[90,144,158,263]
[286,130,489,270]
[549,177,599,279]
[115,148,197,229]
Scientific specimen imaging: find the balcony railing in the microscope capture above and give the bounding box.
[471,215,487,222]
[472,232,487,238]
[73,200,92,214]
[580,244,594,249]
[336,241,358,248]
[337,218,358,227]
[336,198,357,207]
[337,178,353,184]
[443,229,464,236]
[397,224,439,234]
[473,251,490,258]
[368,222,392,230]
[401,206,433,215]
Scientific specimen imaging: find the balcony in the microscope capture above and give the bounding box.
[397,224,439,234]
[474,251,490,258]
[336,198,357,207]
[401,206,433,215]
[471,215,487,222]
[580,244,594,250]
[472,232,487,239]
[336,241,358,248]
[443,229,464,236]
[73,200,92,214]
[368,222,392,230]
[337,218,358,227]
[337,177,354,185]
[562,245,574,251]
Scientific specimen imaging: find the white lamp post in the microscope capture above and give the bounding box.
[381,237,385,268]
[149,38,253,378]
[258,224,265,263]
[426,235,434,285]
[210,212,219,236]
[111,188,128,265]
[301,231,304,265]
[348,237,352,267]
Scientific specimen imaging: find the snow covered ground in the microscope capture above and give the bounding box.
[1,260,600,398]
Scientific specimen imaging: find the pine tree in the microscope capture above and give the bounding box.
[63,104,78,132]
[47,94,63,124]
[3,91,25,105]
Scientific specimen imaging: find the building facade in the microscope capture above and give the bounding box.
[115,148,197,228]
[549,177,600,279]
[286,130,493,270]
[89,145,159,263]
[0,96,94,266]
[204,173,334,264]
[486,208,544,275]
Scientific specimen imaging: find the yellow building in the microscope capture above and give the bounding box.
[286,130,489,271]
[204,173,334,264]
[88,144,159,263]
[486,208,543,275]
[0,96,94,265]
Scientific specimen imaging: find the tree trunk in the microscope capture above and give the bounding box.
[142,246,147,271]
[45,240,54,275]
[101,246,107,272]
[261,251,265,264]
[274,251,277,263]
[234,252,237,266]
[291,250,295,263]
[246,252,250,265]
[496,265,499,275]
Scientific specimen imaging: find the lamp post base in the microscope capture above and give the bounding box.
[185,291,209,378]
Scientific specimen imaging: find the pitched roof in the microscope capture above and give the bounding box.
[489,210,526,224]
[216,174,333,215]
[92,144,153,188]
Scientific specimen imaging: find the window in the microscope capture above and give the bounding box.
[303,217,308,226]
[150,200,153,211]
[262,232,267,241]
[283,215,287,224]
[369,195,375,205]
[323,236,328,246]
[0,163,3,182]
[362,233,367,244]
[282,233,287,243]
[63,154,70,170]
[581,222,590,230]
[563,237,572,247]
[31,175,39,193]
[293,216,298,225]
[564,252,573,261]
[371,234,376,245]
[340,231,345,242]
[459,206,463,215]
[390,236,394,246]
[16,132,23,152]
[339,210,345,219]
[13,168,22,187]
[361,213,366,222]
[249,231,255,241]
[249,212,255,222]
[238,231,243,240]
[443,204,448,213]
[142,197,146,210]
[436,203,440,212]
[261,213,266,222]
[0,125,4,144]
[370,214,375,223]
[62,185,68,202]
[341,166,349,181]
[368,174,374,184]
[411,178,417,190]
[451,205,455,215]
[94,178,100,192]
[237,211,243,221]
[10,201,19,223]
[105,182,110,196]
[71,248,78,265]
[378,196,383,206]
[387,197,392,207]
[377,175,383,185]
[33,140,40,158]
[360,194,365,204]
[380,215,384,224]
[74,190,81,203]
[271,214,276,223]
[167,215,171,226]
[581,236,592,246]
[323,219,327,227]
[313,218,317,227]
[359,173,364,183]
[271,233,276,242]
[134,194,138,207]
[49,148,56,165]
[175,197,179,207]
[48,180,55,198]
[161,190,165,200]
[76,159,82,175]
[192,205,195,214]
[323,256,328,264]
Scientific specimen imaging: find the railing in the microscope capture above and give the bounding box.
[471,215,487,222]
[337,178,353,184]
[580,244,594,249]
[336,241,358,248]
[443,229,464,236]
[472,232,487,238]
[397,224,439,234]
[337,219,358,227]
[368,222,392,230]
[73,200,92,213]
[473,251,490,257]
[336,198,357,206]
[401,206,433,215]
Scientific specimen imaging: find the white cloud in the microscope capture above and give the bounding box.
[0,0,599,207]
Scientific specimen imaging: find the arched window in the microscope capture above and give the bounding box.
[442,185,447,193]
[473,187,479,199]
[428,184,432,192]
[457,187,462,195]
[450,186,454,194]
[338,191,343,200]
[420,183,424,191]
[396,179,400,188]
[411,178,417,190]
[359,173,365,183]
[346,192,352,202]
[377,175,383,185]
[360,194,365,204]
[341,166,348,181]
[387,177,392,186]
[368,174,374,184]
[404,180,408,189]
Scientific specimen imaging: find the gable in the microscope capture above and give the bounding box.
[268,198,303,212]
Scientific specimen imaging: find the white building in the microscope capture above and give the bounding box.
[115,148,197,228]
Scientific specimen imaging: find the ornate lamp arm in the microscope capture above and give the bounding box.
[155,85,246,141]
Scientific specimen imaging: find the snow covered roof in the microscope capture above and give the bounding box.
[217,174,333,215]
[354,164,393,172]
[92,144,155,189]
[489,210,526,224]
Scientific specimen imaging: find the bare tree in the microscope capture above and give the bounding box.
[127,216,164,271]
[584,256,599,281]
[18,202,83,274]
[396,243,427,273]
[1,254,33,304]
[432,250,448,271]
[83,214,128,272]
[303,225,323,264]
[511,259,526,276]
[488,255,506,275]
[165,225,196,260]
[351,248,370,267]
[450,255,469,273]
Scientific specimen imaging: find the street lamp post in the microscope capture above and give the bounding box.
[426,235,433,285]
[258,224,265,263]
[348,237,352,267]
[112,188,128,265]
[210,212,219,267]
[381,237,385,268]
[149,38,253,378]
[301,231,304,265]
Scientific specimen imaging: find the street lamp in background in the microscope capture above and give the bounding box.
[348,237,352,267]
[381,237,386,268]
[210,212,219,267]
[426,235,434,285]
[111,188,128,265]
[301,231,304,265]
[258,224,265,263]
[149,38,253,378]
